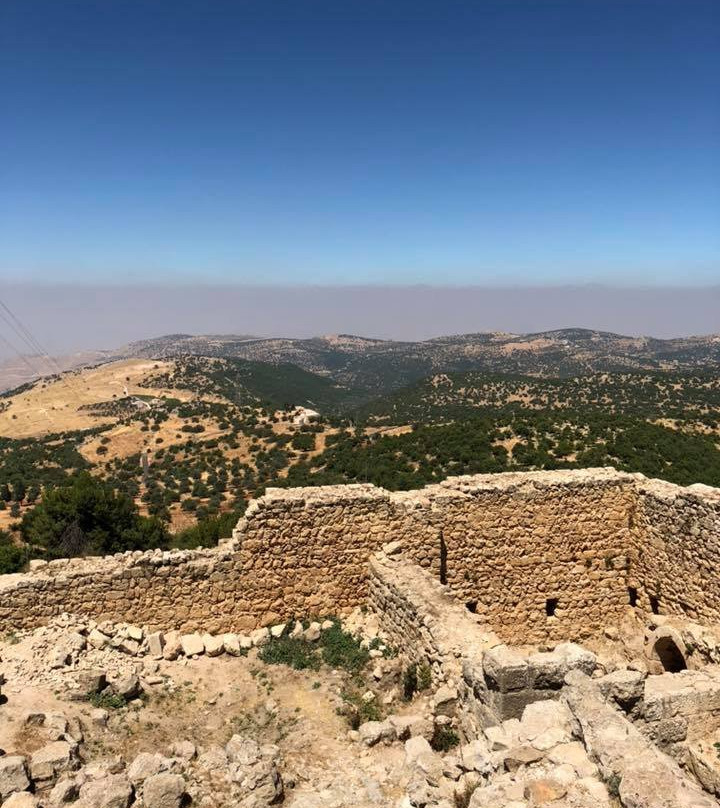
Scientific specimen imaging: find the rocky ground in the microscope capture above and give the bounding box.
[0,612,438,808]
[4,610,720,807]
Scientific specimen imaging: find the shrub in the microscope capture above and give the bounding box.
[431,725,459,752]
[89,691,127,710]
[605,774,622,798]
[417,662,432,690]
[403,663,419,701]
[259,636,320,671]
[0,530,28,574]
[291,433,315,452]
[319,622,370,673]
[19,472,169,558]
[340,689,382,729]
[172,508,245,550]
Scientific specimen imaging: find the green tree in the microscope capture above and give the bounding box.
[13,480,26,502]
[0,530,27,574]
[20,472,169,559]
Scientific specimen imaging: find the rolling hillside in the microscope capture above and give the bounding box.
[1,328,719,572]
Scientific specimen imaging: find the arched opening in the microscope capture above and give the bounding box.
[654,636,687,673]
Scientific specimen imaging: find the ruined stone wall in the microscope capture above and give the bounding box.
[0,546,241,635]
[633,481,720,625]
[420,470,637,643]
[1,468,720,641]
[230,484,438,627]
[233,469,642,644]
[366,549,499,684]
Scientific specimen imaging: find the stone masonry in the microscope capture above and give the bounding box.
[0,468,718,643]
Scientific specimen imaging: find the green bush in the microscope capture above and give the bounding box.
[291,433,316,452]
[0,531,28,574]
[340,689,382,729]
[417,662,432,690]
[403,663,419,700]
[259,636,320,671]
[319,621,369,673]
[89,691,127,710]
[431,725,459,752]
[257,620,371,675]
[172,508,245,550]
[19,472,169,559]
[402,661,432,700]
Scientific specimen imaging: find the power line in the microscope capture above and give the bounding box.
[0,296,87,404]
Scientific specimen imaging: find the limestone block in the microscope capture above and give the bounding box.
[0,756,30,799]
[483,645,530,692]
[202,634,224,657]
[142,773,186,808]
[147,631,165,657]
[29,741,75,782]
[358,720,396,746]
[250,627,270,647]
[180,633,205,656]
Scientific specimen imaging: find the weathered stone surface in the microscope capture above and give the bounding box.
[77,774,133,808]
[202,633,224,657]
[142,772,186,808]
[76,669,107,696]
[0,756,30,799]
[127,753,170,785]
[47,777,79,805]
[29,741,75,782]
[88,629,110,649]
[388,714,432,741]
[564,671,717,808]
[180,633,204,656]
[147,631,164,657]
[596,668,646,709]
[2,793,38,808]
[358,720,395,747]
[114,673,142,700]
[459,739,493,775]
[250,628,269,647]
[503,745,545,771]
[433,685,458,716]
[222,633,241,655]
[162,631,182,660]
[484,646,530,692]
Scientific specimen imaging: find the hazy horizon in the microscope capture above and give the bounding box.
[0,283,717,360]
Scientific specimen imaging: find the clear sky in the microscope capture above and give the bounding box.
[1,0,718,286]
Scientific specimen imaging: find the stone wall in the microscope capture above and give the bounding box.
[1,468,720,642]
[633,480,720,624]
[366,548,499,684]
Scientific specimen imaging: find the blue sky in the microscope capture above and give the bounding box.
[1,0,718,286]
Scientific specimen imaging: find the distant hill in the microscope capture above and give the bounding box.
[4,329,719,395]
[116,328,720,396]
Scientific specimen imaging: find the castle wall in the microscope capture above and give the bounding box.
[0,468,719,642]
[422,470,637,643]
[633,480,720,624]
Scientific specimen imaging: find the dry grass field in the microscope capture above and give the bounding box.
[0,359,195,439]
